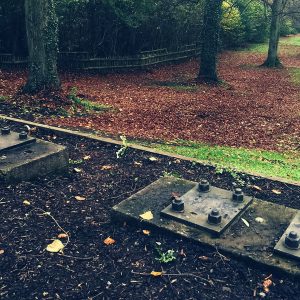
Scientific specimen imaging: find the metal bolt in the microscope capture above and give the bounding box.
[19,131,28,140]
[207,208,222,225]
[198,179,210,193]
[284,231,300,249]
[1,126,10,135]
[171,197,184,212]
[232,188,244,202]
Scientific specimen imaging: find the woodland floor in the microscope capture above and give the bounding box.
[0,36,300,152]
[0,122,300,300]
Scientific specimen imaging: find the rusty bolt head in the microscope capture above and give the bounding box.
[285,231,300,249]
[207,208,222,225]
[172,198,184,212]
[232,188,244,202]
[19,131,28,140]
[1,126,10,135]
[198,179,210,193]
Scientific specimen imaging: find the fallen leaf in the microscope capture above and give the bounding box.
[73,168,82,173]
[198,255,209,261]
[58,233,68,239]
[150,271,162,277]
[23,200,31,206]
[139,211,153,220]
[134,161,142,166]
[75,196,86,201]
[142,230,150,235]
[250,185,262,191]
[101,165,112,170]
[46,239,64,253]
[0,249,4,255]
[148,156,158,162]
[255,217,265,223]
[103,237,116,245]
[83,155,91,160]
[272,189,281,195]
[171,192,181,200]
[241,218,250,227]
[263,278,272,293]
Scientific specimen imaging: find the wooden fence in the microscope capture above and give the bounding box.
[0,44,201,71]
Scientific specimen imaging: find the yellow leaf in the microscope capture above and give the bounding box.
[75,196,86,201]
[272,189,281,195]
[58,233,68,239]
[103,237,116,245]
[101,165,112,170]
[46,239,64,253]
[73,168,82,173]
[151,271,162,277]
[142,230,151,235]
[149,157,158,162]
[139,211,153,220]
[241,218,250,227]
[83,155,91,160]
[250,185,262,191]
[0,249,4,255]
[23,200,31,206]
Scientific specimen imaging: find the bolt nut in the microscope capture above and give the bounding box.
[19,131,28,140]
[171,198,184,212]
[1,126,10,135]
[285,231,300,249]
[232,188,244,202]
[198,179,210,193]
[207,208,222,225]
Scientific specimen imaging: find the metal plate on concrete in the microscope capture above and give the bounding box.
[0,132,36,153]
[274,212,300,261]
[160,185,253,235]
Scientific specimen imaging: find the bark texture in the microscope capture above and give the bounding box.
[198,0,223,82]
[23,0,60,93]
[263,0,283,67]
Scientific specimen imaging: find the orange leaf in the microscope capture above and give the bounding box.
[58,233,68,239]
[263,279,272,293]
[103,237,116,245]
[0,249,4,255]
[150,271,162,277]
[142,230,150,235]
[101,165,112,170]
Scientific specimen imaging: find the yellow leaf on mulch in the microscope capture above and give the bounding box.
[73,168,82,173]
[0,249,4,255]
[272,189,282,195]
[140,211,153,220]
[46,239,64,253]
[101,165,113,170]
[103,237,116,245]
[83,155,91,160]
[142,230,151,235]
[75,196,86,201]
[151,271,162,277]
[23,200,31,206]
[58,233,68,239]
[250,185,262,191]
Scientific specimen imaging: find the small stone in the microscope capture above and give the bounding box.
[222,287,231,293]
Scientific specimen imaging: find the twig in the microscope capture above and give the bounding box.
[56,263,75,273]
[131,270,213,285]
[58,253,95,260]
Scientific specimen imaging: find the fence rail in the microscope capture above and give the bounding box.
[0,45,201,71]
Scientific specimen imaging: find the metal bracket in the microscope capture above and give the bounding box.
[274,212,300,261]
[160,183,253,236]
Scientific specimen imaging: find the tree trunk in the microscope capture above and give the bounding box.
[23,0,60,93]
[198,0,223,82]
[262,0,283,67]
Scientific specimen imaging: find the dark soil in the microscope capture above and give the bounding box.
[1,121,300,300]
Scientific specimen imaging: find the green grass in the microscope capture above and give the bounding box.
[281,35,300,46]
[144,140,300,182]
[243,35,300,53]
[0,95,9,101]
[289,67,300,85]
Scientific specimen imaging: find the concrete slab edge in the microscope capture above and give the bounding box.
[1,114,299,187]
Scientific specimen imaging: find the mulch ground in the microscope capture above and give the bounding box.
[1,121,300,299]
[0,40,300,152]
